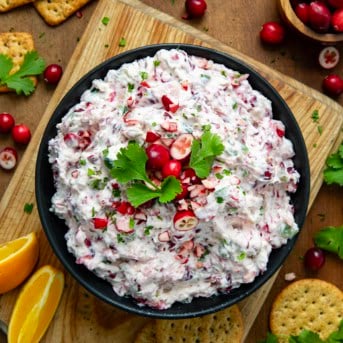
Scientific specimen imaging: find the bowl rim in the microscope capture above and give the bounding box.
[35,43,310,319]
[277,0,343,43]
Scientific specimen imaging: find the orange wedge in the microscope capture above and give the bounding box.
[0,232,39,294]
[8,265,64,343]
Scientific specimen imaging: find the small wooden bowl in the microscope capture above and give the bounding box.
[277,0,343,44]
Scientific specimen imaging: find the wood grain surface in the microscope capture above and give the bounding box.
[0,0,342,342]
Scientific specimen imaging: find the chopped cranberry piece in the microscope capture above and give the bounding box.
[175,184,189,200]
[170,134,194,160]
[145,131,161,143]
[92,218,108,229]
[161,95,179,113]
[276,128,285,138]
[264,171,272,179]
[140,81,150,88]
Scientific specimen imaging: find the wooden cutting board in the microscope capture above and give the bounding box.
[0,0,342,341]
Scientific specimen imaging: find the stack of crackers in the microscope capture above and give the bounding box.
[0,0,93,26]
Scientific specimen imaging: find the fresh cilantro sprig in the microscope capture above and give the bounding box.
[0,51,45,95]
[110,142,181,207]
[323,143,343,186]
[259,319,343,343]
[314,225,343,259]
[189,130,225,178]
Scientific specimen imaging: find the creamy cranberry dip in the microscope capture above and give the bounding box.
[49,49,300,310]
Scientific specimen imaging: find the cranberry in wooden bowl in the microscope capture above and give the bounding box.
[35,44,310,319]
[278,0,343,43]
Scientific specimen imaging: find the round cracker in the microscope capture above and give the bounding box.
[134,320,157,343]
[270,278,343,340]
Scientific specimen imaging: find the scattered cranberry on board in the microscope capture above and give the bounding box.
[0,147,17,170]
[322,74,343,96]
[0,112,15,134]
[304,247,326,271]
[184,0,207,19]
[11,124,31,145]
[260,21,286,45]
[44,64,63,85]
[318,46,340,69]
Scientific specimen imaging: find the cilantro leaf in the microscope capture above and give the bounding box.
[0,51,45,95]
[127,176,182,207]
[327,320,343,343]
[127,183,160,207]
[15,51,45,76]
[323,143,343,186]
[0,54,13,80]
[326,152,343,169]
[323,168,343,186]
[258,332,279,343]
[159,176,182,203]
[189,131,224,178]
[6,76,36,96]
[110,143,182,207]
[110,143,149,183]
[314,225,343,259]
[289,330,324,343]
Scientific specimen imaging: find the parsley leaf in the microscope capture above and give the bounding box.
[314,225,343,259]
[110,143,181,207]
[323,143,343,186]
[0,51,45,95]
[189,131,224,178]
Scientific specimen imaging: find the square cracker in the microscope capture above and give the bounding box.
[0,0,34,13]
[155,305,244,343]
[0,32,37,93]
[33,0,92,26]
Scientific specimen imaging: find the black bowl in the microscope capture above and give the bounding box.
[35,44,310,319]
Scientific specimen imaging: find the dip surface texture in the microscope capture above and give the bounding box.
[49,49,300,309]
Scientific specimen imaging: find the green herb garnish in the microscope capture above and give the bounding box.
[189,131,225,178]
[0,51,45,95]
[110,143,181,207]
[24,203,34,214]
[118,37,126,47]
[314,225,343,259]
[101,16,110,25]
[323,143,343,186]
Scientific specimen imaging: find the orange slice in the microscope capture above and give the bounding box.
[8,265,64,343]
[0,232,39,293]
